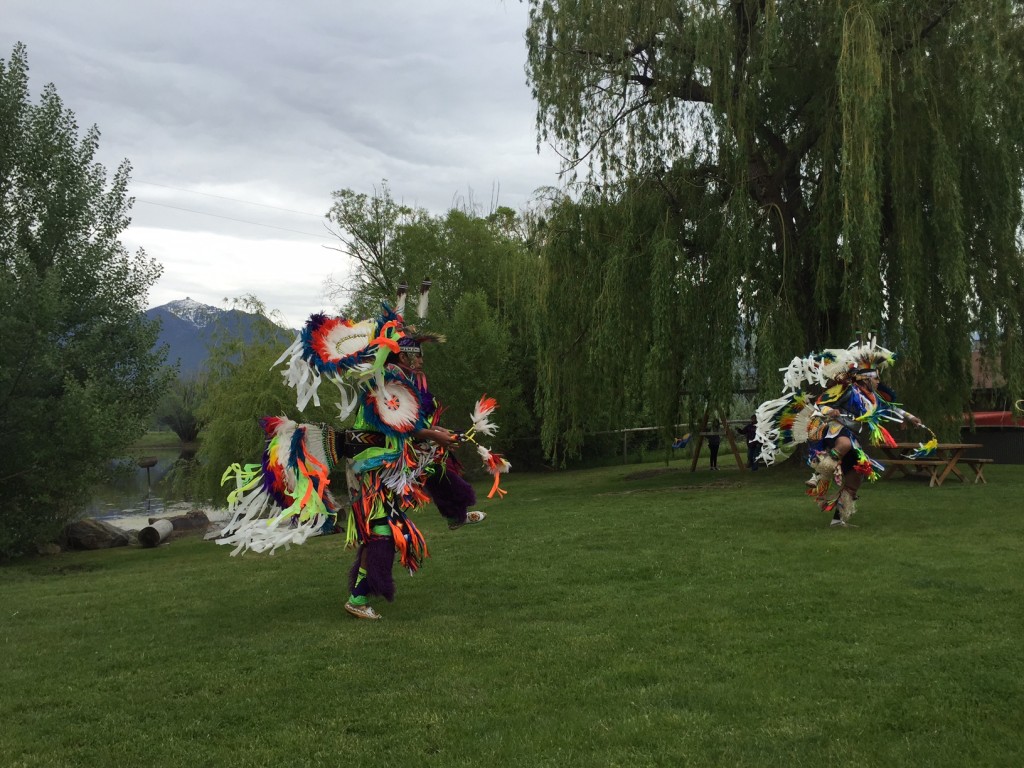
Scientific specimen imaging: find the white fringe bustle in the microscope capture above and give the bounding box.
[754,394,791,465]
[273,320,376,414]
[209,420,337,556]
[210,483,329,556]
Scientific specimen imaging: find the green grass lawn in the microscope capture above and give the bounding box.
[2,462,1022,767]
[131,430,186,451]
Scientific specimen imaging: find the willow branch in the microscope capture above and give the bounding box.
[553,95,655,177]
[894,1,958,55]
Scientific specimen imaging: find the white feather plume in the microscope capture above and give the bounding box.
[470,396,499,436]
[417,279,431,319]
[477,444,511,474]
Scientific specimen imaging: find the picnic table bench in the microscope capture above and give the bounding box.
[878,443,993,487]
[960,457,994,484]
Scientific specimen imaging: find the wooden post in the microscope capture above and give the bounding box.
[689,408,711,472]
[721,410,745,470]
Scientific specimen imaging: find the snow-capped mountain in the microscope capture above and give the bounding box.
[161,297,222,329]
[145,298,294,377]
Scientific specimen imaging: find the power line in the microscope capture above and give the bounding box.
[133,180,325,218]
[134,199,336,240]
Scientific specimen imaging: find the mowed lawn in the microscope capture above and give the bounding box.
[2,461,1022,767]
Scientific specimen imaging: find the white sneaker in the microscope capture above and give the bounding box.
[449,510,486,530]
[344,602,382,620]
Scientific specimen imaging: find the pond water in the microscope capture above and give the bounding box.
[85,446,221,530]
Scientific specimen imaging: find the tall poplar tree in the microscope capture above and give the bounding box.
[0,44,171,555]
[526,1,1024,457]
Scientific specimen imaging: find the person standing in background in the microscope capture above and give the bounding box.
[707,420,722,470]
[737,415,759,471]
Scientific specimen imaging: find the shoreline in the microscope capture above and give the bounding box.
[93,504,230,532]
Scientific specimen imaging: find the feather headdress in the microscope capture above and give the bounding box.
[845,334,896,376]
[778,335,896,393]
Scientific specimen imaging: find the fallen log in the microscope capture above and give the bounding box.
[149,510,210,531]
[138,518,174,548]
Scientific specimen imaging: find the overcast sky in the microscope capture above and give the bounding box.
[3,0,563,327]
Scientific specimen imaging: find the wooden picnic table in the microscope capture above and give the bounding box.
[877,442,991,487]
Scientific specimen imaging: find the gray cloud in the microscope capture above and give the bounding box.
[3,1,561,319]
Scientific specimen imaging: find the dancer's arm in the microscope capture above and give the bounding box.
[414,426,458,447]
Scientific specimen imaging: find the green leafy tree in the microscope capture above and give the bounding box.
[324,181,430,315]
[155,376,208,444]
[534,191,672,461]
[426,290,522,470]
[0,44,172,556]
[526,1,1024,454]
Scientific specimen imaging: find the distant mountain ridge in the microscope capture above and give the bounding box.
[161,297,221,329]
[146,298,294,377]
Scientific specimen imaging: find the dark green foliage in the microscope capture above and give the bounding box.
[427,290,525,471]
[526,1,1024,454]
[155,376,207,444]
[0,44,172,557]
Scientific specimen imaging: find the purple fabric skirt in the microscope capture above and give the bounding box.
[424,467,476,525]
[348,536,397,602]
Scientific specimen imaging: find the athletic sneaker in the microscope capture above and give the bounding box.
[344,602,382,620]
[448,510,487,530]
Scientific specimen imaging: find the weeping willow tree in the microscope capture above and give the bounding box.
[526,1,1024,459]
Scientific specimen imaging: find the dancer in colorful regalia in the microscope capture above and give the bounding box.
[212,281,510,620]
[754,336,933,527]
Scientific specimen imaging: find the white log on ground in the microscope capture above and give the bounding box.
[138,518,174,548]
